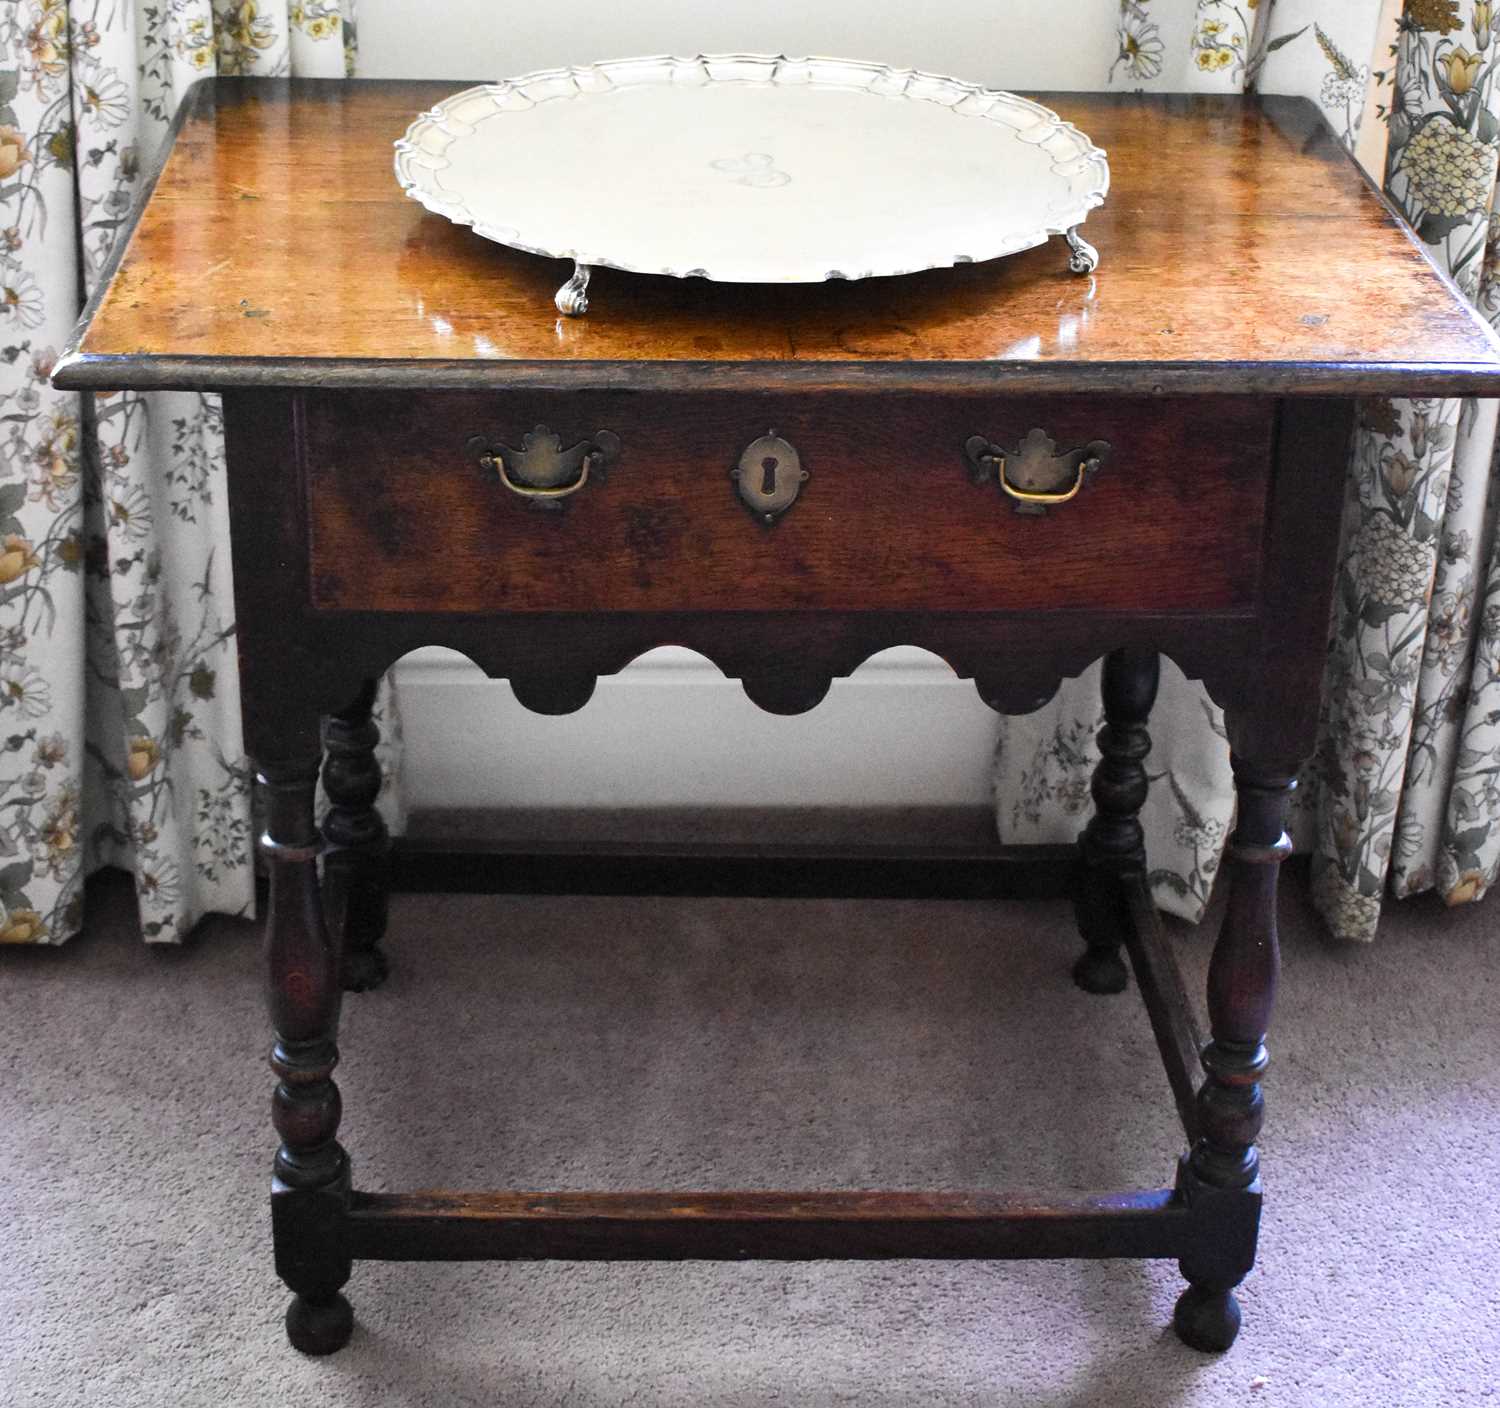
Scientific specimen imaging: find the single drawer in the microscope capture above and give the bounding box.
[302,390,1272,614]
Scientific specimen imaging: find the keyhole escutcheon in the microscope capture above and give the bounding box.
[733,432,807,524]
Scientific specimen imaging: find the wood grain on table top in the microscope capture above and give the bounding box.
[53,78,1500,395]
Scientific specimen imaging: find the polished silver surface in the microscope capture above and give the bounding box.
[395,54,1109,311]
[555,262,592,317]
[1065,226,1100,276]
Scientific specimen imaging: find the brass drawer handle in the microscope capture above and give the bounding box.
[467,425,621,510]
[964,429,1111,516]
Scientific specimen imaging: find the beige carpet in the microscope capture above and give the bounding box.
[2,859,1497,1406]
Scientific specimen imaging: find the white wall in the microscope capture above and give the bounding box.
[398,648,1001,811]
[354,1,1121,90]
[359,0,1081,812]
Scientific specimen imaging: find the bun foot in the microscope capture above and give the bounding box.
[1072,947,1128,994]
[341,946,389,992]
[286,1292,354,1355]
[1173,1284,1242,1352]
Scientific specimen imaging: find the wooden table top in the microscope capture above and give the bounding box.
[54,77,1500,397]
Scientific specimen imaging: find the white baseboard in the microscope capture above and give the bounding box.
[393,646,1000,812]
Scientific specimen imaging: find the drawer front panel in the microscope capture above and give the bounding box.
[302,391,1272,614]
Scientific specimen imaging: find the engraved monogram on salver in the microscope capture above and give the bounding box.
[710,153,792,188]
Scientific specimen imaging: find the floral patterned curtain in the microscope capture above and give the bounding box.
[0,0,403,948]
[4,2,1491,949]
[998,0,1500,943]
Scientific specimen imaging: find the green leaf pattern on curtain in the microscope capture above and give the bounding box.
[1000,0,1500,942]
[4,3,1494,946]
[1310,0,1500,933]
[0,3,85,945]
[0,0,401,947]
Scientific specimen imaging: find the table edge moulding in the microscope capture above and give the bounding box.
[52,78,1500,397]
[50,73,1500,1364]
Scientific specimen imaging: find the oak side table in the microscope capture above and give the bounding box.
[55,78,1500,1360]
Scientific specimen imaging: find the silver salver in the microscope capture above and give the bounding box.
[394,54,1110,316]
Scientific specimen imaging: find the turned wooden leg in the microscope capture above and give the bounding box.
[263,755,355,1355]
[322,679,392,992]
[1072,647,1160,994]
[1172,756,1292,1352]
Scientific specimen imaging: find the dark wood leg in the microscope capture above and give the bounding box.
[1073,647,1160,994]
[263,755,355,1355]
[322,679,392,992]
[1172,756,1291,1352]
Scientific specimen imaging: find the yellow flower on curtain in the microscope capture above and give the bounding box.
[22,1,69,91]
[1404,0,1464,34]
[178,17,217,71]
[213,1,278,76]
[0,0,379,948]
[0,533,39,583]
[126,736,161,782]
[290,1,343,43]
[0,908,45,942]
[39,785,77,875]
[1383,449,1421,497]
[1400,119,1495,219]
[1473,1,1495,47]
[0,124,30,179]
[1437,43,1485,92]
[1445,870,1487,903]
[30,407,78,508]
[1188,0,1255,87]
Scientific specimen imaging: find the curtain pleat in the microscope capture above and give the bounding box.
[0,0,398,946]
[2,1,1493,947]
[999,0,1500,942]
